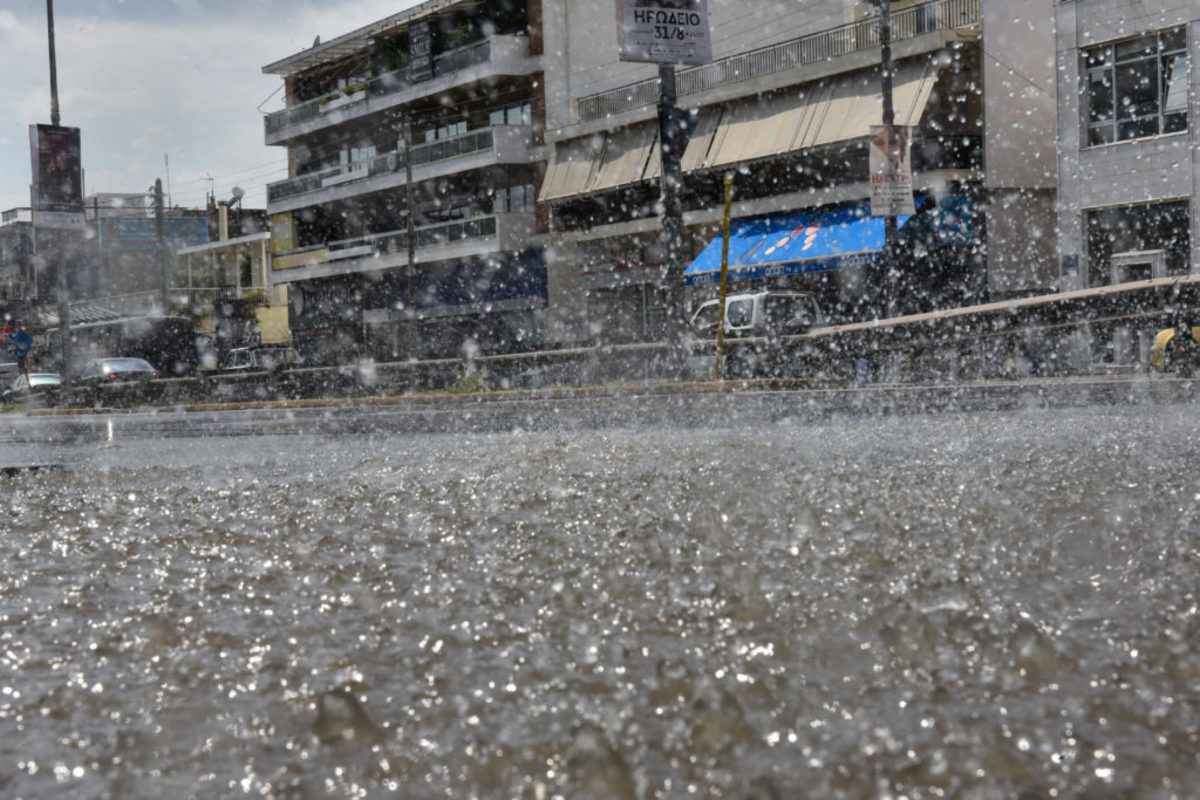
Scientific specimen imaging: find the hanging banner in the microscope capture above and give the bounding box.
[869,124,915,217]
[616,0,712,65]
[29,124,86,229]
[406,18,433,83]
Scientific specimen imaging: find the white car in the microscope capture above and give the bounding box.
[2,372,61,403]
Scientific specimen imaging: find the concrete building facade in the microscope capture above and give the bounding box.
[539,0,1058,345]
[1054,0,1198,291]
[261,0,547,365]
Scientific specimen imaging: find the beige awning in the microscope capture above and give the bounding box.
[707,59,938,166]
[591,123,658,192]
[541,60,937,201]
[539,135,606,202]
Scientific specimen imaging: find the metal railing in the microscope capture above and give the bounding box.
[576,0,980,122]
[69,287,278,319]
[272,214,504,264]
[265,39,497,135]
[328,215,500,257]
[267,129,500,203]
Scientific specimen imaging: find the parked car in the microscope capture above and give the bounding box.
[219,345,302,373]
[2,372,61,403]
[78,357,160,383]
[1149,325,1200,375]
[689,291,825,338]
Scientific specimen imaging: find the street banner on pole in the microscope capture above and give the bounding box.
[29,124,85,230]
[869,124,915,217]
[616,0,712,65]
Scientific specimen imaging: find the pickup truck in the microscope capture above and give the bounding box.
[219,345,302,373]
[689,290,825,337]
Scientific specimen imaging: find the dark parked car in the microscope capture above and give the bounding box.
[2,372,61,403]
[78,357,160,383]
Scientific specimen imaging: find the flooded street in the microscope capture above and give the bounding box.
[2,401,1199,798]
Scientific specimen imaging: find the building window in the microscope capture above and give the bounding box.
[1084,26,1188,146]
[1085,200,1190,286]
[492,182,535,214]
[489,102,532,128]
[421,119,467,144]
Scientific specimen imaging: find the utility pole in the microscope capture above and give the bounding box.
[154,178,167,308]
[657,63,686,360]
[403,112,418,359]
[875,0,897,317]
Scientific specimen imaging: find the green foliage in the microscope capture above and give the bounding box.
[448,371,487,394]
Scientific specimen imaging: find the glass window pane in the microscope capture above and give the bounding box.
[1164,55,1189,115]
[1117,117,1158,140]
[1087,69,1114,122]
[1160,26,1186,54]
[490,109,504,126]
[506,106,522,125]
[726,299,753,328]
[1085,45,1112,69]
[1115,34,1156,62]
[1088,124,1115,146]
[1114,59,1159,120]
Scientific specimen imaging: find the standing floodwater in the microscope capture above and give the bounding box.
[1,403,1198,798]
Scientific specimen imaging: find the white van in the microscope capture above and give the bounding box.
[689,291,825,337]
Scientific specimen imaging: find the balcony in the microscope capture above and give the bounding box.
[68,286,280,319]
[264,35,536,145]
[271,212,537,280]
[575,0,980,122]
[266,125,534,210]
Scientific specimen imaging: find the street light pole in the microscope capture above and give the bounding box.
[46,0,71,381]
[46,0,60,127]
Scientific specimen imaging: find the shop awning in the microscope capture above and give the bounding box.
[591,122,658,192]
[705,59,938,167]
[684,200,917,286]
[539,135,605,202]
[540,59,937,202]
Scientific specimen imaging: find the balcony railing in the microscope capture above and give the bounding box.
[576,0,980,122]
[265,38,500,136]
[267,128,502,203]
[327,215,500,259]
[68,286,279,318]
[2,207,32,225]
[273,213,525,268]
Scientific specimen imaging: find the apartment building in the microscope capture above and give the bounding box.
[1055,0,1197,291]
[261,0,546,364]
[539,0,1058,344]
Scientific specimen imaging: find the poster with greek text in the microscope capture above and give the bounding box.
[616,0,712,65]
[869,125,915,217]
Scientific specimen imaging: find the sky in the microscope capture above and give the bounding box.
[0,0,428,214]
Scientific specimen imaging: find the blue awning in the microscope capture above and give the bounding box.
[685,201,916,286]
